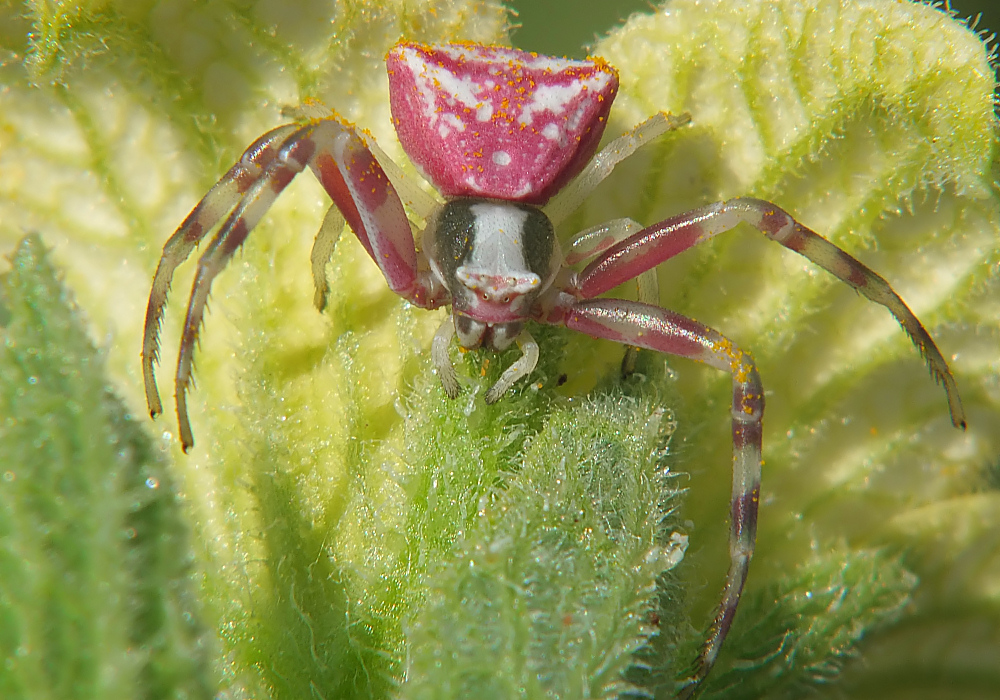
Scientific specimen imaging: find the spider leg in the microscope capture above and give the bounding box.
[484,330,540,404]
[302,119,422,297]
[310,204,346,311]
[432,316,459,399]
[578,197,966,429]
[564,298,762,699]
[567,218,660,375]
[623,263,661,376]
[431,319,542,403]
[142,124,300,417]
[167,118,434,450]
[365,135,441,223]
[544,111,691,225]
[172,130,321,451]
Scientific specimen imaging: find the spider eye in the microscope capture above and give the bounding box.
[503,296,511,303]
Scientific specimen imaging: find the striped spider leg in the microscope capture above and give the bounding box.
[141,116,447,451]
[542,197,967,698]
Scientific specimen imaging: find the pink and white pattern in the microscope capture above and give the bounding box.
[387,42,618,203]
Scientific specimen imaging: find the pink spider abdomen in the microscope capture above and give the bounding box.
[386,42,619,205]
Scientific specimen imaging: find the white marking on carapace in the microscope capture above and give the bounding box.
[457,203,540,295]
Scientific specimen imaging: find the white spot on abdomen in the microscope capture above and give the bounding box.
[492,150,511,166]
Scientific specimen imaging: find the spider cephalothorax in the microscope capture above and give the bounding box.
[142,40,965,698]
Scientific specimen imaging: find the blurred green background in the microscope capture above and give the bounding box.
[508,0,1000,64]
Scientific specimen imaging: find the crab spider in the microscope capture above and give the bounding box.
[141,41,966,698]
